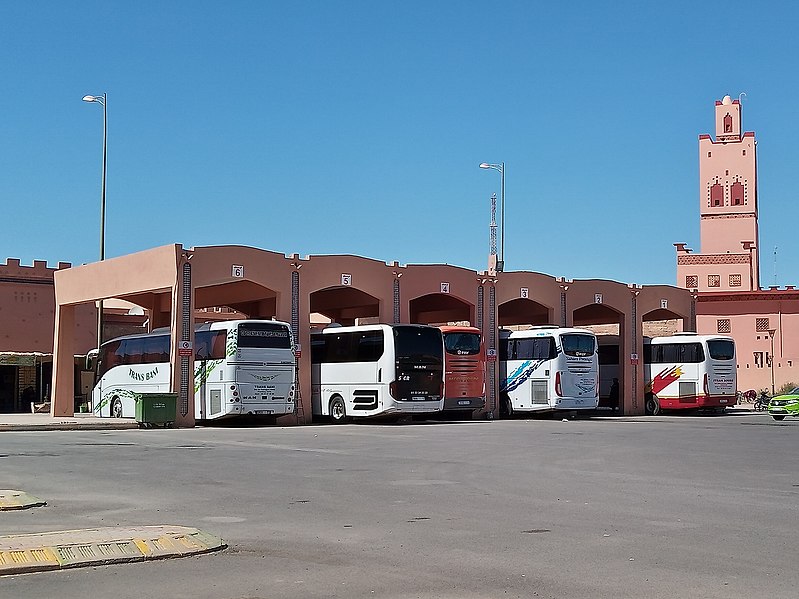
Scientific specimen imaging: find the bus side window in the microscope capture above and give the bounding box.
[209,331,227,359]
[499,339,512,361]
[143,335,169,363]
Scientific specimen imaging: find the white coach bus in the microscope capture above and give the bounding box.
[644,333,736,415]
[90,319,296,420]
[310,324,444,423]
[499,326,598,416]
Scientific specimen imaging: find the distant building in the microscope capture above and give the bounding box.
[0,259,96,411]
[675,95,799,394]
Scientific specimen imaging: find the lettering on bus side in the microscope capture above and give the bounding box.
[129,367,159,381]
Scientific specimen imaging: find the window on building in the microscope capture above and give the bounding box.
[729,274,742,287]
[724,113,732,133]
[707,152,712,158]
[756,318,770,332]
[742,149,746,156]
[754,351,764,368]
[685,275,699,288]
[731,181,744,206]
[717,319,731,333]
[708,275,721,287]
[710,183,723,207]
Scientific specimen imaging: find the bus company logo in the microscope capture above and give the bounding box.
[129,367,159,381]
[413,365,428,370]
[651,365,683,395]
[252,373,280,382]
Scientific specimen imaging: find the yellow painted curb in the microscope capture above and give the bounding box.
[0,526,226,576]
[0,490,46,511]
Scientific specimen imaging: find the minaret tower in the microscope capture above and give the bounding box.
[676,95,760,292]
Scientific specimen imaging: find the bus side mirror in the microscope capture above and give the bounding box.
[86,350,98,371]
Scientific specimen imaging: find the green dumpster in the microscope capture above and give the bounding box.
[134,393,177,428]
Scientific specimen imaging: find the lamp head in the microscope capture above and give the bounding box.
[479,163,491,169]
[82,95,98,103]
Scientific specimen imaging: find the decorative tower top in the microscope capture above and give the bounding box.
[715,95,742,141]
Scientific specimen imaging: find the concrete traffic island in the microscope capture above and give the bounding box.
[0,525,226,575]
[0,490,46,511]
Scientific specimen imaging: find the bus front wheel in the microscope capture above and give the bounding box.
[500,394,514,419]
[111,397,123,418]
[645,394,660,416]
[329,396,347,424]
[772,415,786,421]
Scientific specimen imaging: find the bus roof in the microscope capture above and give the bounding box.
[500,327,596,338]
[99,319,291,347]
[438,325,480,334]
[315,323,439,335]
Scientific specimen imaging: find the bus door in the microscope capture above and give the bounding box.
[194,330,228,419]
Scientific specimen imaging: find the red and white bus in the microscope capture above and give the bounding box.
[438,325,486,412]
[644,333,737,414]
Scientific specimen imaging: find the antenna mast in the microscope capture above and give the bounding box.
[489,192,498,257]
[773,246,778,286]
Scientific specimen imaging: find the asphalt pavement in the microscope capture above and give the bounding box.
[0,408,796,598]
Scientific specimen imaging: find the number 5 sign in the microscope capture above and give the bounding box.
[341,274,352,286]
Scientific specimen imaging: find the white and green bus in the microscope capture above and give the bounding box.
[90,319,296,420]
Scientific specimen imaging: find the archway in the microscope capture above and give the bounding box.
[498,298,552,327]
[409,293,473,324]
[310,286,380,326]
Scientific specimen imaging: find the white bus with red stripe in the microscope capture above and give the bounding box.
[644,333,736,415]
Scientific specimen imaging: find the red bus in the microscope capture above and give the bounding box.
[438,325,486,412]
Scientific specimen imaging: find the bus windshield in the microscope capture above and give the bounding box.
[707,339,734,361]
[394,326,442,365]
[562,334,595,357]
[238,322,292,349]
[443,332,481,356]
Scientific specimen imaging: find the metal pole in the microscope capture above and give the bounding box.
[500,162,505,270]
[769,330,776,394]
[98,94,107,349]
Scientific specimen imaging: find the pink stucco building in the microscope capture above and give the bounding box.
[0,259,96,411]
[675,95,799,394]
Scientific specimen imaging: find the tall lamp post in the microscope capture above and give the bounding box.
[82,93,107,349]
[768,328,776,395]
[479,162,505,272]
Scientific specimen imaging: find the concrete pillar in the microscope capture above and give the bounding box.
[51,304,76,417]
[170,259,195,427]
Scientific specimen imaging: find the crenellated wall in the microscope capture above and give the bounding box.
[0,258,96,354]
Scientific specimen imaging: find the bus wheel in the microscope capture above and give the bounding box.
[645,394,660,416]
[772,415,786,421]
[329,396,347,424]
[111,397,123,418]
[500,394,513,419]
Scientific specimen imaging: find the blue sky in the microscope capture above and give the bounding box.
[1,1,797,286]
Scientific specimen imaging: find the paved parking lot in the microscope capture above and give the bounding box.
[1,411,797,598]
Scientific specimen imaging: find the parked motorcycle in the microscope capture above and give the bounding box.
[753,390,770,412]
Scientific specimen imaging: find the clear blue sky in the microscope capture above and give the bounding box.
[2,1,797,286]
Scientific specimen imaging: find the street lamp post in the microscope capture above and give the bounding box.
[82,93,107,349]
[768,328,776,395]
[479,162,505,272]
